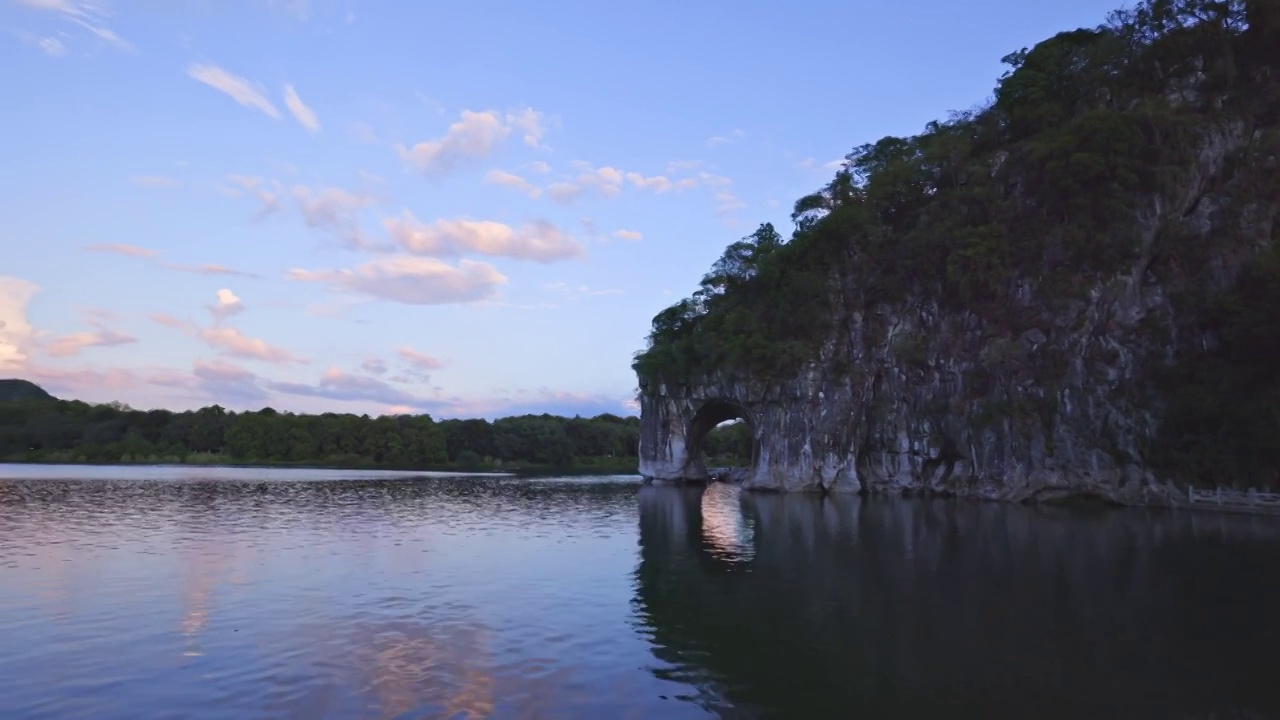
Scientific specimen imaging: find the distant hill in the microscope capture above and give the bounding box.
[0,379,54,402]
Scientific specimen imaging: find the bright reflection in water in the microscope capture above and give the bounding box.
[699,483,754,563]
[2,465,1280,719]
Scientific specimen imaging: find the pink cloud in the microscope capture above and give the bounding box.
[199,326,308,365]
[45,328,137,357]
[84,243,157,258]
[397,346,444,371]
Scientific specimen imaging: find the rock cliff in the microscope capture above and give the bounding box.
[635,3,1280,503]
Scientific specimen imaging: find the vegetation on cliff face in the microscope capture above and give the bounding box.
[633,0,1280,485]
[0,386,640,472]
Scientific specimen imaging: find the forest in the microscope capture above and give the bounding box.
[0,379,751,472]
[632,0,1280,484]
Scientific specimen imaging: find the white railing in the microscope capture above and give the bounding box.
[1188,486,1280,511]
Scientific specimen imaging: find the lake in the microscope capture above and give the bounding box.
[1,464,1279,719]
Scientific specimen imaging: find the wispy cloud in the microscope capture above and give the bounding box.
[396,107,545,177]
[193,359,268,404]
[45,327,136,357]
[268,367,428,407]
[707,129,746,147]
[85,243,157,258]
[283,84,321,134]
[543,282,623,302]
[223,174,282,220]
[84,243,258,277]
[14,0,133,52]
[398,346,444,372]
[166,263,258,278]
[150,313,189,329]
[544,162,698,205]
[361,355,388,375]
[384,212,584,264]
[292,184,376,246]
[483,169,541,199]
[613,229,643,241]
[130,175,180,188]
[287,256,507,306]
[200,326,308,365]
[12,30,68,57]
[187,64,281,119]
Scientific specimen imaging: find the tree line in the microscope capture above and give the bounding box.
[0,385,646,472]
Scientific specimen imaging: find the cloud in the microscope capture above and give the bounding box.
[715,191,747,215]
[84,242,258,278]
[22,367,143,396]
[268,367,426,407]
[164,263,258,278]
[266,0,311,21]
[396,107,545,177]
[384,212,585,263]
[292,184,376,245]
[707,129,746,147]
[613,229,643,241]
[192,359,267,403]
[545,164,624,205]
[150,313,188,329]
[666,159,703,173]
[527,161,551,175]
[45,328,136,357]
[200,326,307,364]
[546,163,699,205]
[28,34,67,57]
[483,170,541,199]
[505,107,546,148]
[187,64,281,119]
[698,172,733,187]
[130,175,180,188]
[797,157,845,173]
[349,121,380,145]
[283,84,321,134]
[85,243,157,258]
[578,217,603,243]
[398,347,443,372]
[0,277,39,370]
[361,356,388,375]
[625,172,677,193]
[14,0,132,52]
[287,256,507,306]
[208,288,244,324]
[224,174,282,219]
[543,282,623,302]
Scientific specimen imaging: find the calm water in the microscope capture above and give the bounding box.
[2,465,1279,719]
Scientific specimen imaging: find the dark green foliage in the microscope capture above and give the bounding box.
[0,387,640,471]
[635,0,1276,388]
[0,379,54,402]
[1151,246,1280,488]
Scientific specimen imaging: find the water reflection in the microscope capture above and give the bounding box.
[633,486,1280,719]
[0,470,701,720]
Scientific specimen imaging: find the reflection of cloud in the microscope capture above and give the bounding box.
[700,483,754,562]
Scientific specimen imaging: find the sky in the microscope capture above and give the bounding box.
[0,0,1125,420]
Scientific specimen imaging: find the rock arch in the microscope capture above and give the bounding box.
[684,398,758,481]
[636,378,864,493]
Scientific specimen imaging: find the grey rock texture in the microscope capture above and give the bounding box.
[638,118,1277,505]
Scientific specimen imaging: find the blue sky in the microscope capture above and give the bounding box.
[0,0,1123,419]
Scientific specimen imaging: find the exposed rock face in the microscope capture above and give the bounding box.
[638,119,1277,505]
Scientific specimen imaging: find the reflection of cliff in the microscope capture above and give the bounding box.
[633,486,1280,719]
